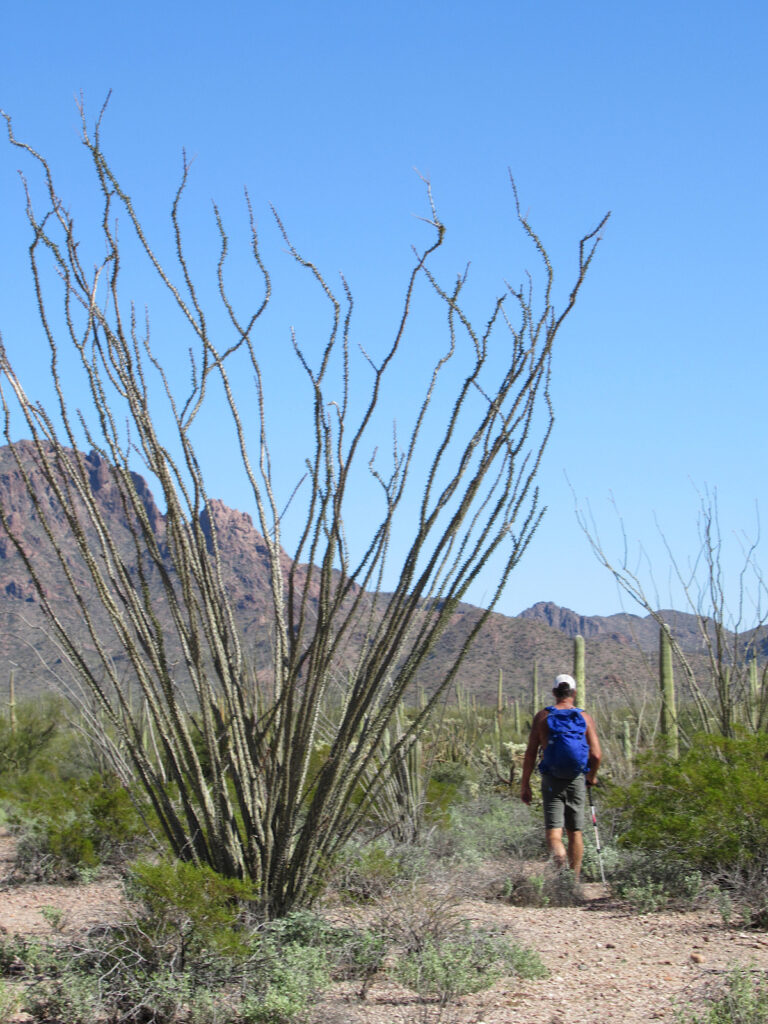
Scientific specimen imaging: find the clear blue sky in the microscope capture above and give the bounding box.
[1,1,766,621]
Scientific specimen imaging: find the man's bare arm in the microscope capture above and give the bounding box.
[520,709,548,804]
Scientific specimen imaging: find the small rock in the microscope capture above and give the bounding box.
[691,953,704,963]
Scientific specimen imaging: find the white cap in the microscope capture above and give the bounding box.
[554,673,577,690]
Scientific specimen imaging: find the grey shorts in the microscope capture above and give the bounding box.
[541,773,586,832]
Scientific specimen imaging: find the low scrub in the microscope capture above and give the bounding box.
[607,734,768,872]
[498,862,584,908]
[676,966,768,1023]
[5,772,154,880]
[0,855,541,1023]
[608,851,706,913]
[391,926,547,1006]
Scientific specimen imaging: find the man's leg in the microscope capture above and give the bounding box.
[565,828,584,880]
[545,827,567,868]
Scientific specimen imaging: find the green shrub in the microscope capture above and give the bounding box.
[0,697,60,775]
[676,966,768,1023]
[391,927,546,1004]
[261,909,386,994]
[506,942,549,980]
[709,860,768,930]
[609,850,705,912]
[23,969,104,1024]
[0,978,21,1021]
[126,859,260,967]
[580,838,620,882]
[424,759,474,822]
[241,943,330,1023]
[433,791,542,863]
[332,838,428,902]
[500,863,583,907]
[331,926,388,997]
[608,734,768,871]
[2,901,329,1024]
[6,771,153,880]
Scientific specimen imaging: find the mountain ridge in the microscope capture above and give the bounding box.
[0,442,738,706]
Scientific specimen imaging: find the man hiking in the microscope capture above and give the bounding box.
[520,673,601,880]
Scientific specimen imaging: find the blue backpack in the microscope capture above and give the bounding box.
[538,706,589,779]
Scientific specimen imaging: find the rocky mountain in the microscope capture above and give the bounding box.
[517,601,709,654]
[0,441,728,708]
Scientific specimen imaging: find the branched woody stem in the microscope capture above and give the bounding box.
[0,105,606,914]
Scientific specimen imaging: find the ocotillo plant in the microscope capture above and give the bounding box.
[573,634,585,708]
[659,622,679,759]
[0,109,606,915]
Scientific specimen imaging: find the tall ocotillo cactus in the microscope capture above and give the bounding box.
[573,634,586,708]
[659,622,679,759]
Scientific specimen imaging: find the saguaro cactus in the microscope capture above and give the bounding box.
[622,719,633,767]
[749,657,760,730]
[659,622,679,759]
[573,634,586,708]
[495,669,505,757]
[8,670,16,736]
[532,660,540,718]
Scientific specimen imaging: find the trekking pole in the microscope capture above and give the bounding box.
[587,782,606,885]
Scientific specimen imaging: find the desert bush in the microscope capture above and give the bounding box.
[23,969,105,1024]
[607,734,768,871]
[330,837,430,903]
[6,772,153,880]
[240,943,330,1024]
[3,906,332,1024]
[260,908,386,991]
[423,759,476,825]
[391,926,546,1005]
[709,859,768,930]
[499,862,584,907]
[125,859,260,969]
[431,790,541,863]
[580,837,620,883]
[0,696,61,776]
[675,966,768,1023]
[609,850,706,913]
[0,978,21,1021]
